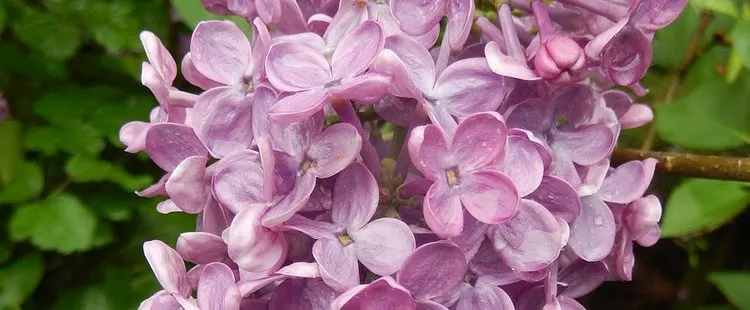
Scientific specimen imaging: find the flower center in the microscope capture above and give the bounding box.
[464,271,478,286]
[338,234,353,246]
[446,169,460,187]
[301,159,316,173]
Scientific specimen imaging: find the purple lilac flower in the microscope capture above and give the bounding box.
[124,0,687,308]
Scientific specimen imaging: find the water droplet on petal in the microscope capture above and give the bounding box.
[594,216,603,226]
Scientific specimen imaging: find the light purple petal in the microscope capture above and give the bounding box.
[630,0,688,31]
[269,278,337,310]
[551,125,615,166]
[269,111,324,157]
[332,162,379,230]
[225,206,288,274]
[352,218,416,276]
[280,214,338,240]
[489,199,566,272]
[449,214,489,260]
[313,239,360,292]
[416,300,449,310]
[485,41,540,80]
[261,172,316,227]
[455,282,514,310]
[331,20,384,79]
[308,123,362,178]
[452,112,507,171]
[276,262,321,278]
[558,260,608,298]
[384,35,437,93]
[121,121,150,153]
[397,241,467,300]
[624,195,661,240]
[181,53,224,90]
[268,89,330,123]
[370,49,425,99]
[198,262,240,310]
[256,0,282,23]
[459,169,520,225]
[191,21,251,85]
[328,74,392,102]
[140,31,177,85]
[165,156,208,214]
[445,0,474,50]
[332,277,416,310]
[143,240,190,297]
[189,87,254,158]
[177,232,228,265]
[599,160,650,204]
[415,124,450,180]
[432,58,509,117]
[469,241,520,286]
[212,156,265,214]
[501,134,545,196]
[145,123,208,172]
[620,103,653,129]
[265,42,331,92]
[527,176,581,223]
[568,196,616,262]
[200,199,233,236]
[390,0,447,36]
[424,183,464,238]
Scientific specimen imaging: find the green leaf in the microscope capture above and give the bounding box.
[91,222,113,247]
[731,20,750,71]
[726,48,743,84]
[170,0,250,32]
[25,124,105,156]
[709,271,750,310]
[9,194,98,254]
[0,3,7,36]
[0,162,44,204]
[0,252,44,308]
[0,120,22,186]
[690,0,738,17]
[0,241,11,265]
[87,193,134,222]
[65,155,152,191]
[83,1,141,53]
[661,179,750,237]
[11,6,81,61]
[652,6,701,69]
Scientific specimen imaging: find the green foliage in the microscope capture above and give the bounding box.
[709,272,750,310]
[0,120,22,185]
[661,179,750,237]
[170,0,251,32]
[0,253,44,309]
[690,0,738,17]
[0,163,44,204]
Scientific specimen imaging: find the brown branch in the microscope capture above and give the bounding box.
[640,11,715,151]
[612,148,750,182]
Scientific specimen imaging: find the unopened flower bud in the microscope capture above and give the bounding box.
[534,36,587,84]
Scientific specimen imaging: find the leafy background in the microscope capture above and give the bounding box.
[0,0,748,309]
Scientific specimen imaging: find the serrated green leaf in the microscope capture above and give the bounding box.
[709,272,750,310]
[11,6,81,61]
[25,124,105,156]
[10,194,98,254]
[170,0,250,33]
[0,120,22,185]
[0,252,44,308]
[690,0,738,17]
[65,155,152,191]
[0,162,44,204]
[661,179,750,237]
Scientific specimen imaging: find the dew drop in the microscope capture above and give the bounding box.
[480,141,488,147]
[594,216,603,226]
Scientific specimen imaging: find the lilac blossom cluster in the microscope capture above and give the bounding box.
[123,0,684,309]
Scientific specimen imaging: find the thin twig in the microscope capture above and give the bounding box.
[640,11,714,151]
[612,148,750,182]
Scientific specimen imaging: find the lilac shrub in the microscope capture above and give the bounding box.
[123,0,686,309]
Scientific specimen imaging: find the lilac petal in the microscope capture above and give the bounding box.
[225,206,288,274]
[308,13,332,36]
[506,98,553,134]
[200,199,233,236]
[331,20,384,79]
[452,112,506,170]
[527,176,581,223]
[121,121,150,153]
[424,183,464,238]
[397,241,467,300]
[432,58,509,117]
[384,35,437,93]
[266,42,331,92]
[501,135,545,196]
[485,41,540,80]
[390,0,447,36]
[636,226,661,247]
[416,300,449,310]
[177,232,228,265]
[460,169,520,225]
[145,123,208,172]
[269,111,324,157]
[601,25,652,86]
[262,172,316,227]
[398,177,433,199]
[329,74,391,102]
[189,87,254,158]
[268,89,330,123]
[558,296,586,310]
[143,240,190,297]
[322,1,368,49]
[332,162,379,230]
[269,278,337,310]
[558,260,608,298]
[165,156,208,214]
[332,277,416,310]
[624,195,661,240]
[191,21,251,85]
[280,214,337,240]
[620,103,653,129]
[274,0,308,33]
[137,174,168,198]
[469,241,520,286]
[456,282,514,310]
[182,53,224,90]
[551,125,615,166]
[276,262,320,278]
[412,126,449,180]
[599,160,650,204]
[212,157,265,214]
[141,62,169,106]
[352,218,416,276]
[139,290,180,310]
[370,49,425,99]
[198,262,241,310]
[445,0,474,50]
[630,0,688,31]
[308,123,362,178]
[156,199,180,214]
[313,239,360,292]
[375,95,418,127]
[140,31,176,85]
[568,196,616,262]
[490,199,566,272]
[578,160,610,197]
[449,214,489,260]
[256,0,282,23]
[250,85,278,140]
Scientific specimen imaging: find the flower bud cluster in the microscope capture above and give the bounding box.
[124,0,685,309]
